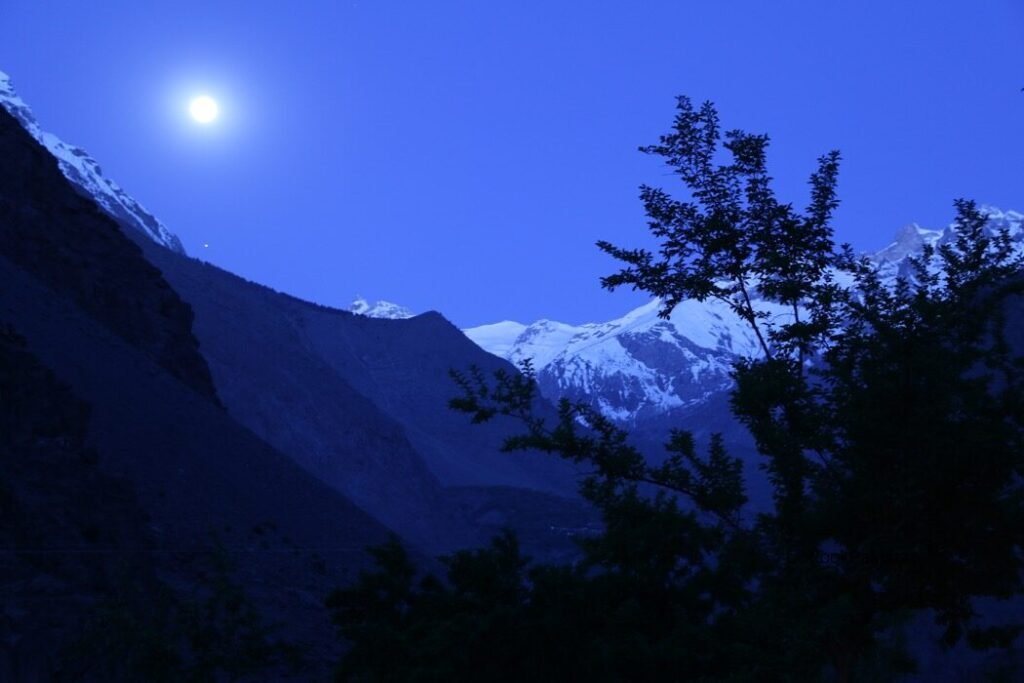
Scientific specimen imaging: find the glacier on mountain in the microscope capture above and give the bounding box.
[0,70,184,253]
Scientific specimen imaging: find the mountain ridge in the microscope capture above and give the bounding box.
[465,205,1024,424]
[0,105,402,676]
[0,71,593,562]
[0,70,184,253]
[132,236,590,557]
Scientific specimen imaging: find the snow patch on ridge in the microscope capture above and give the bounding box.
[0,70,184,253]
[350,297,414,319]
[463,321,528,357]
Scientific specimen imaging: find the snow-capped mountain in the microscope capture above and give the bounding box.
[0,70,184,253]
[466,206,1024,424]
[349,296,414,319]
[871,206,1024,280]
[466,298,784,423]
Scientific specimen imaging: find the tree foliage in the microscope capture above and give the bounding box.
[328,97,1024,681]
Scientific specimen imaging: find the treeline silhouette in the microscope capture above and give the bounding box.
[326,98,1024,682]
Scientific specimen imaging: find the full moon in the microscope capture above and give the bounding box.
[189,95,219,124]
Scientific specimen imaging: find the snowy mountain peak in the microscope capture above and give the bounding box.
[468,207,1023,424]
[464,296,779,423]
[0,70,184,254]
[978,204,1024,238]
[870,205,1024,279]
[349,297,414,319]
[0,71,41,137]
[872,223,941,264]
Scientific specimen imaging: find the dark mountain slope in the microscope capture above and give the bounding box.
[0,325,157,680]
[128,248,476,554]
[0,258,389,563]
[3,83,588,562]
[0,104,400,677]
[133,240,591,557]
[292,304,582,495]
[0,107,215,400]
[0,257,394,669]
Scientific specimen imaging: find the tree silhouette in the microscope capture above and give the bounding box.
[328,98,1024,682]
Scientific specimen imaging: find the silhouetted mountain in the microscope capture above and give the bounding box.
[0,107,215,400]
[0,88,595,679]
[1,68,594,566]
[0,102,400,678]
[134,239,592,559]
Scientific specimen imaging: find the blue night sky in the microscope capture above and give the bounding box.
[2,1,1022,327]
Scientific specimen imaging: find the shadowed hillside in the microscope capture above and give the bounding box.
[0,108,215,400]
[132,236,595,559]
[0,101,404,679]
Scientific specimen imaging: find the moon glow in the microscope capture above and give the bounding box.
[189,95,219,124]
